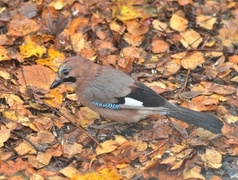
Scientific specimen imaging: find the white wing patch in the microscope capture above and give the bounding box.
[124,97,143,107]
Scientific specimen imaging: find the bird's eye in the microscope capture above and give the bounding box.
[62,69,70,76]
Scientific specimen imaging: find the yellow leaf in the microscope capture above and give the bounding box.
[2,110,18,121]
[19,36,46,58]
[36,49,65,72]
[75,168,122,180]
[49,0,66,10]
[44,89,63,108]
[78,107,100,127]
[112,1,145,21]
[96,140,119,155]
[0,46,10,61]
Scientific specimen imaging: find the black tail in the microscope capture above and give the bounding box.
[165,104,224,134]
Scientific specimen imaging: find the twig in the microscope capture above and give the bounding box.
[175,69,190,99]
[43,102,102,148]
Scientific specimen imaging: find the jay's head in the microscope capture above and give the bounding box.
[50,57,81,89]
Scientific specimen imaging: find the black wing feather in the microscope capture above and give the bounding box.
[116,82,167,107]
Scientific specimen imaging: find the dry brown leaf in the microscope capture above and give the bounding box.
[181,51,205,70]
[178,0,193,6]
[200,148,222,169]
[191,82,236,96]
[96,140,119,155]
[130,139,148,152]
[114,135,127,145]
[124,32,144,46]
[126,20,149,36]
[180,29,202,49]
[228,55,238,63]
[36,152,52,167]
[151,39,169,53]
[171,51,187,59]
[7,14,40,37]
[38,130,55,144]
[183,95,218,112]
[156,59,181,75]
[0,158,28,176]
[217,19,238,49]
[77,107,100,127]
[210,176,223,180]
[30,174,44,180]
[0,34,9,46]
[16,64,56,91]
[0,129,11,147]
[60,166,80,179]
[14,141,37,155]
[110,21,126,34]
[68,17,89,35]
[70,32,86,53]
[183,166,205,180]
[152,20,167,32]
[202,82,236,95]
[170,13,188,32]
[63,143,83,158]
[197,15,217,30]
[145,81,167,94]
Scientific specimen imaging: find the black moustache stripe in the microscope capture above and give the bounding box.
[63,76,76,83]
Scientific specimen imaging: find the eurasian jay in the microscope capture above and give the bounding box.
[50,56,224,134]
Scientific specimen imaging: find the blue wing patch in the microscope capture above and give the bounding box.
[92,102,122,110]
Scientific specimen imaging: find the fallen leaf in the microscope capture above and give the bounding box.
[44,89,63,108]
[19,36,46,58]
[180,29,202,49]
[197,15,217,30]
[36,152,52,167]
[96,140,119,155]
[75,168,122,180]
[170,13,188,32]
[0,129,11,147]
[153,20,167,32]
[14,141,37,155]
[200,148,222,169]
[126,20,149,36]
[181,51,205,70]
[151,39,169,53]
[183,166,205,180]
[0,46,10,61]
[63,143,83,158]
[7,14,40,37]
[60,166,80,179]
[16,64,56,91]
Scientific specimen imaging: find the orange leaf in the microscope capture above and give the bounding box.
[181,51,205,70]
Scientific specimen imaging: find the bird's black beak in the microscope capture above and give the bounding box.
[50,79,63,89]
